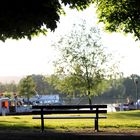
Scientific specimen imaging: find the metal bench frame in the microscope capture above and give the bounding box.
[32,104,107,132]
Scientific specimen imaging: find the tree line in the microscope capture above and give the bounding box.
[0,74,60,99]
[0,74,140,104]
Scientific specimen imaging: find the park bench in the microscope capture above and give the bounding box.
[32,104,107,132]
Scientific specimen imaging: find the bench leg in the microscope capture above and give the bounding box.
[41,109,44,132]
[95,118,99,132]
[41,117,44,132]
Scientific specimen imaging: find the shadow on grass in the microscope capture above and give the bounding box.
[0,125,139,140]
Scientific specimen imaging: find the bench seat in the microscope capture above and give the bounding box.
[32,104,107,132]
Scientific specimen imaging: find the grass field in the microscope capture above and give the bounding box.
[0,110,140,134]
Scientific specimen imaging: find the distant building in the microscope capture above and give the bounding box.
[30,94,62,105]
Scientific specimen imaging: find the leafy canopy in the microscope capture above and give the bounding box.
[52,20,120,104]
[94,0,140,40]
[0,0,93,41]
[18,75,36,99]
[1,0,139,41]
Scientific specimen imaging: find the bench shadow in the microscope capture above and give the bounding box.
[0,128,140,140]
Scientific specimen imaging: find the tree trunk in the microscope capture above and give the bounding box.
[87,90,92,110]
[88,96,92,106]
[27,96,30,105]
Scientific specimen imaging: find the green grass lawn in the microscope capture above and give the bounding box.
[0,110,140,133]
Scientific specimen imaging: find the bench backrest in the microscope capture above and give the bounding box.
[32,104,107,114]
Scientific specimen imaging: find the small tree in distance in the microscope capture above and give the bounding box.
[52,20,120,105]
[18,75,36,104]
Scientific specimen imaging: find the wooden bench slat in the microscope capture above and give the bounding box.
[32,105,107,109]
[32,110,107,114]
[32,116,107,119]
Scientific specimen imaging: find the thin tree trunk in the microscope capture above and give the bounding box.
[87,90,92,110]
[88,96,92,106]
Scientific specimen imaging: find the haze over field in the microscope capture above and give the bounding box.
[0,76,22,83]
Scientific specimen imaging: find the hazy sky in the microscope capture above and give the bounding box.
[0,5,139,77]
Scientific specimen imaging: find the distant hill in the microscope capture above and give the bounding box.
[0,76,23,84]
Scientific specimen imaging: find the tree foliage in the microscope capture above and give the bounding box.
[18,74,61,96]
[103,74,140,103]
[0,1,139,41]
[53,21,120,104]
[94,0,140,40]
[0,82,17,93]
[0,0,94,41]
[31,74,49,95]
[45,74,61,95]
[18,75,36,101]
